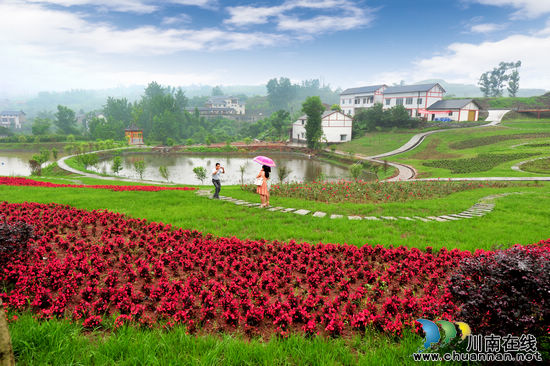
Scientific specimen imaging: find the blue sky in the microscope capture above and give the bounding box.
[1,0,550,96]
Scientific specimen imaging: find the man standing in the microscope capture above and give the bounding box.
[212,162,224,199]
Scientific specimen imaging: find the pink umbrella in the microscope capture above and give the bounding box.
[253,155,276,167]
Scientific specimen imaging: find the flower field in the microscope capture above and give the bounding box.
[0,201,471,338]
[0,177,197,192]
[1,200,549,347]
[244,180,517,204]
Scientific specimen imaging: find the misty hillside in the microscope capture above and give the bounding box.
[414,79,546,98]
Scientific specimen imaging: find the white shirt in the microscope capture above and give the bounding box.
[212,167,223,180]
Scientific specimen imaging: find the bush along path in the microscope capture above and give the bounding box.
[195,190,523,223]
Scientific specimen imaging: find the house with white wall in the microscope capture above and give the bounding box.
[205,96,245,115]
[0,111,25,129]
[292,111,352,143]
[426,99,480,121]
[339,85,386,117]
[381,83,445,118]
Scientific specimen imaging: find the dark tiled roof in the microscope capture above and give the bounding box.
[384,83,444,94]
[125,124,141,131]
[428,99,478,110]
[340,85,386,95]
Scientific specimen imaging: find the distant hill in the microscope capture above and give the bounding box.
[0,84,268,118]
[414,79,546,98]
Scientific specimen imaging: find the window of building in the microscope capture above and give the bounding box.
[341,99,345,105]
[385,98,391,105]
[355,98,360,104]
[301,132,305,138]
[417,98,423,105]
[363,98,366,104]
[406,97,413,104]
[301,120,304,125]
[448,112,453,116]
[340,134,347,141]
[396,98,404,105]
[368,96,374,103]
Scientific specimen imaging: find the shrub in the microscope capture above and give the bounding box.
[0,221,35,265]
[192,166,207,184]
[423,153,538,174]
[447,240,550,337]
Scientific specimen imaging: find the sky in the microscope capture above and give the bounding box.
[1,0,550,96]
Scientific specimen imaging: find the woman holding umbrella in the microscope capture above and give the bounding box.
[253,156,275,208]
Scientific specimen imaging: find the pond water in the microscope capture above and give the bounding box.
[89,152,351,185]
[0,152,35,177]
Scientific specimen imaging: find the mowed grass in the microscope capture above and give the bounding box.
[2,179,549,365]
[2,180,549,252]
[337,128,431,157]
[388,119,550,178]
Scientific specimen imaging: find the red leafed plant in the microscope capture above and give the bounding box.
[1,201,547,339]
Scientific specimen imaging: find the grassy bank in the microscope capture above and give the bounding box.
[388,119,550,178]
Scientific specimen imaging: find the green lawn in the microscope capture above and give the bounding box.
[388,119,550,178]
[337,128,430,157]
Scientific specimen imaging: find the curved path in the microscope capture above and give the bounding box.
[330,109,550,182]
[57,147,173,185]
[196,189,525,223]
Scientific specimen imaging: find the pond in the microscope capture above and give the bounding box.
[89,152,351,185]
[0,152,35,177]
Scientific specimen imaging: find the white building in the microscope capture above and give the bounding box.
[426,99,481,121]
[292,111,352,143]
[205,96,245,115]
[339,85,386,116]
[337,83,474,120]
[381,83,445,118]
[0,111,25,129]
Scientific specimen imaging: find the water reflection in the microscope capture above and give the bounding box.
[90,152,351,185]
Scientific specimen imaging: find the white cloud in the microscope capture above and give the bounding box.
[469,0,550,18]
[224,0,372,34]
[401,26,550,89]
[469,23,506,33]
[25,0,158,13]
[162,15,192,25]
[170,0,218,10]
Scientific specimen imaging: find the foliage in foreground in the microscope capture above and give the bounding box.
[243,180,518,204]
[448,243,549,338]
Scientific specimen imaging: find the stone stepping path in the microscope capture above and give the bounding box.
[196,190,523,223]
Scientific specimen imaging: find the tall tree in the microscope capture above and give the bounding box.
[31,117,51,135]
[270,110,291,139]
[103,97,132,126]
[302,96,325,149]
[267,77,296,110]
[54,105,78,134]
[211,86,224,96]
[507,61,521,97]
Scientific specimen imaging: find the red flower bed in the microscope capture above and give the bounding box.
[0,177,197,192]
[3,202,543,339]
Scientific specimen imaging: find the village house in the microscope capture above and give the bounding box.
[205,96,245,115]
[0,110,26,129]
[339,85,386,116]
[426,99,481,121]
[291,110,352,143]
[338,82,478,122]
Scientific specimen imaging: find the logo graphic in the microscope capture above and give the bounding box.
[416,319,470,352]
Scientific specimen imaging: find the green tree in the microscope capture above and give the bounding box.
[159,165,170,182]
[112,156,123,175]
[507,61,521,97]
[31,117,51,135]
[270,110,291,139]
[51,148,58,160]
[267,77,296,110]
[54,105,79,134]
[302,96,325,149]
[350,163,362,180]
[192,166,207,184]
[278,165,291,183]
[134,160,146,179]
[211,86,224,96]
[330,104,342,112]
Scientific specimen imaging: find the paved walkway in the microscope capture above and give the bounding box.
[57,147,174,185]
[196,189,524,223]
